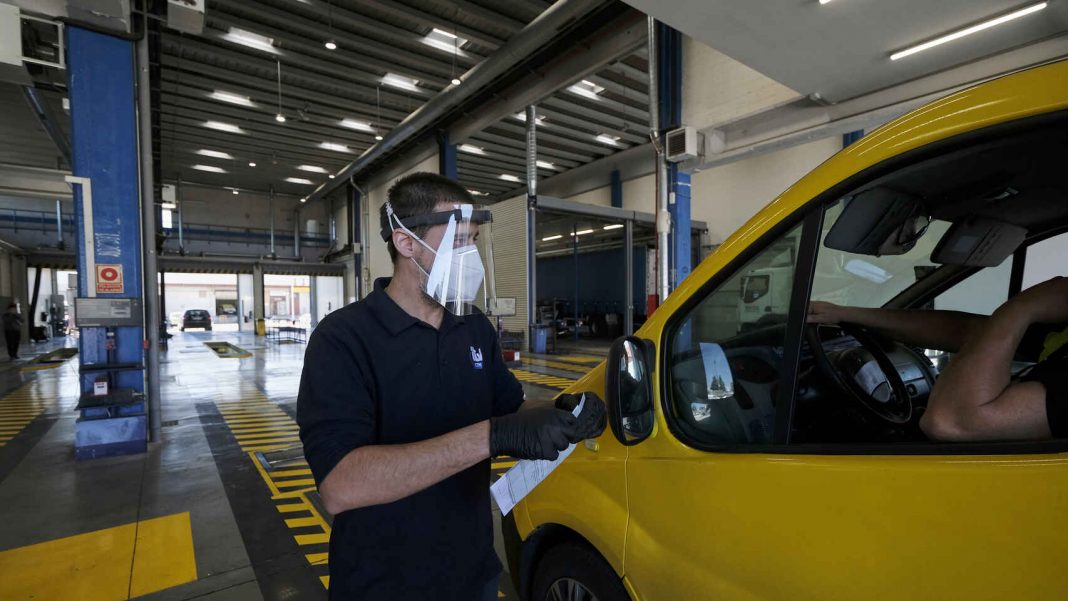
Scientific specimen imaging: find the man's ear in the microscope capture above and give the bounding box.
[392,230,417,259]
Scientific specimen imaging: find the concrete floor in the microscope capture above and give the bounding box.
[0,329,604,601]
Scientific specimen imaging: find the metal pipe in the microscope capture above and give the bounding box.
[269,185,276,257]
[624,218,634,335]
[648,17,670,305]
[307,0,607,203]
[55,200,63,248]
[525,104,538,342]
[176,174,185,254]
[137,10,162,443]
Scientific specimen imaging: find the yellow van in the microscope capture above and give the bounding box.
[505,60,1068,601]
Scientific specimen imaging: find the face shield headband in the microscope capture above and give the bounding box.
[383,202,496,315]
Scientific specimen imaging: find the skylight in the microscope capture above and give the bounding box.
[221,27,279,55]
[196,149,234,160]
[298,165,327,174]
[209,90,255,107]
[203,121,245,134]
[285,177,314,185]
[381,73,420,92]
[339,118,375,133]
[595,133,621,146]
[319,142,351,153]
[568,79,605,100]
[458,144,486,155]
[192,165,226,173]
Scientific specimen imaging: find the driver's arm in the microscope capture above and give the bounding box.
[808,301,986,352]
[920,277,1068,441]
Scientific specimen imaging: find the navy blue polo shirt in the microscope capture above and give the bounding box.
[297,278,524,600]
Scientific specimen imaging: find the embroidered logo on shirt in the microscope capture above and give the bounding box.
[470,346,483,370]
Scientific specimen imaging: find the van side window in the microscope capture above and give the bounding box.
[665,222,803,446]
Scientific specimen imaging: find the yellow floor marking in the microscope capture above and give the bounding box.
[277,501,311,513]
[285,517,320,528]
[271,468,313,478]
[553,354,605,363]
[320,576,330,588]
[295,532,329,545]
[492,461,517,470]
[228,424,298,432]
[306,552,328,565]
[129,513,198,598]
[223,418,294,426]
[275,478,316,489]
[238,437,301,446]
[521,358,596,373]
[243,443,299,452]
[233,431,299,441]
[0,512,196,601]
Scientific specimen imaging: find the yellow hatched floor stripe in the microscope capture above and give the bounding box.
[0,383,65,446]
[521,358,597,373]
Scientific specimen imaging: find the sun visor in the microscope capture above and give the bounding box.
[931,217,1027,267]
[824,188,927,256]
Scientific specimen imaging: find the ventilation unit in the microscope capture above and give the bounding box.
[665,126,701,163]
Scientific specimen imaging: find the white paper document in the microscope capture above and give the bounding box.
[491,395,585,516]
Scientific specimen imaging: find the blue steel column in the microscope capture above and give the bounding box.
[658,22,691,289]
[610,169,622,209]
[439,131,458,180]
[843,129,865,148]
[68,26,145,395]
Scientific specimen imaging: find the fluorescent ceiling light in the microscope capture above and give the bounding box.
[595,133,621,146]
[603,224,624,230]
[298,165,327,174]
[819,0,833,4]
[536,160,556,170]
[231,188,239,195]
[568,79,605,100]
[890,2,1047,61]
[209,90,255,107]
[222,27,279,55]
[458,144,486,155]
[324,40,337,50]
[499,174,521,183]
[275,113,286,123]
[285,177,314,185]
[319,142,351,153]
[467,189,487,196]
[573,229,594,236]
[300,197,307,203]
[161,202,177,210]
[328,174,335,179]
[422,28,469,54]
[381,72,420,92]
[192,164,226,173]
[248,161,257,167]
[196,149,233,160]
[339,118,375,133]
[542,235,562,242]
[203,121,245,134]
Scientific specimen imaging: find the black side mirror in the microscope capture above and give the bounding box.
[606,336,655,445]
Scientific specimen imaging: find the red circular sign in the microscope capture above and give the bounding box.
[100,267,118,281]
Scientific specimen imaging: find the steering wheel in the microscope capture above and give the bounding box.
[804,323,913,424]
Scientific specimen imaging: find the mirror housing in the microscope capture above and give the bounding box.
[605,336,655,446]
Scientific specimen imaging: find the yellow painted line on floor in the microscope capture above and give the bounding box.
[320,576,330,588]
[275,478,317,489]
[277,501,311,513]
[295,532,329,546]
[271,468,313,478]
[521,358,596,373]
[233,431,299,441]
[224,418,294,426]
[243,443,299,452]
[0,512,196,601]
[492,461,517,470]
[285,517,320,528]
[238,437,301,447]
[228,423,298,431]
[306,552,328,565]
[554,354,605,364]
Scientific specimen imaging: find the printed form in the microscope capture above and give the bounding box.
[490,395,586,516]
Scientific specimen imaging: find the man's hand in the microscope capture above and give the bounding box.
[555,392,607,440]
[490,407,581,460]
[1001,276,1068,324]
[807,301,852,325]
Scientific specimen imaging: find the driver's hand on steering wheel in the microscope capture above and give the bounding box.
[808,301,851,325]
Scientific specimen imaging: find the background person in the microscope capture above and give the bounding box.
[3,302,22,360]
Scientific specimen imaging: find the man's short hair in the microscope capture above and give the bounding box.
[380,172,474,263]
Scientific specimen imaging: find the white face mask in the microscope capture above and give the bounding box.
[393,212,486,306]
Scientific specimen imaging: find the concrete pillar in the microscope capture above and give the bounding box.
[309,275,319,328]
[252,264,264,330]
[237,273,254,332]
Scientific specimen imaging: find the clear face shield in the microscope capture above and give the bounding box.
[383,202,497,316]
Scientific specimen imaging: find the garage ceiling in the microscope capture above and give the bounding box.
[161,0,559,197]
[624,0,1068,103]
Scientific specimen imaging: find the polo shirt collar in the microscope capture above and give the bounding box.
[366,277,465,335]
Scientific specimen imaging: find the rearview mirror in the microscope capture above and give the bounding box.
[606,336,655,445]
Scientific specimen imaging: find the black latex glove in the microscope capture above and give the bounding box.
[490,407,581,460]
[555,392,607,440]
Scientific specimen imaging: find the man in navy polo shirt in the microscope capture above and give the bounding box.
[297,172,605,600]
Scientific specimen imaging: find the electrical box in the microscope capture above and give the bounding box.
[665,126,702,163]
[167,0,205,35]
[0,4,29,85]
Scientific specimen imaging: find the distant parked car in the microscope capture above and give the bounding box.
[181,309,212,331]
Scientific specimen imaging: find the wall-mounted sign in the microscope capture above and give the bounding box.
[96,264,123,294]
